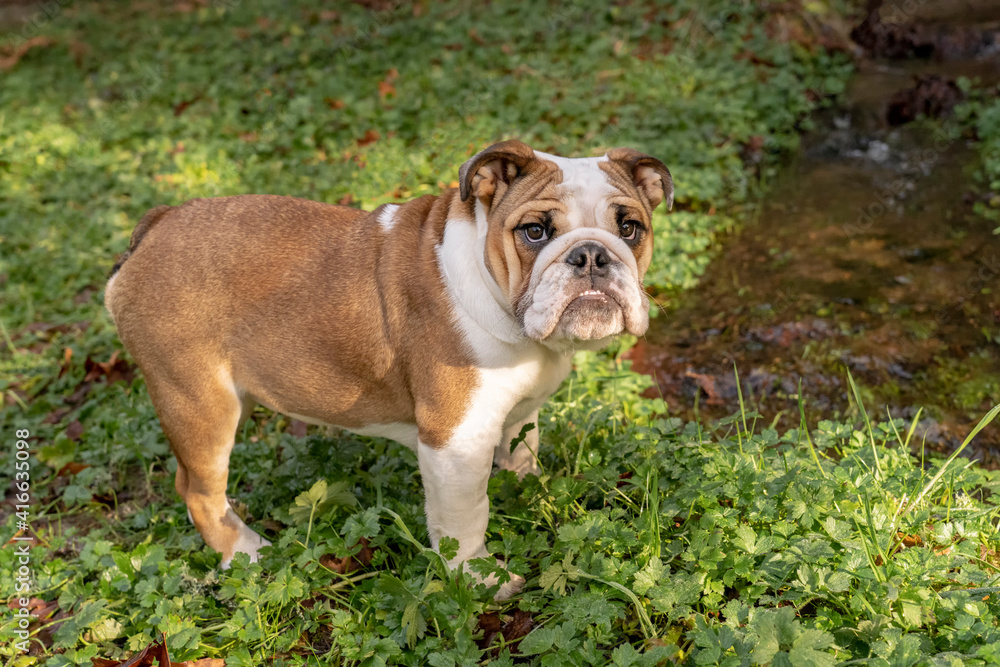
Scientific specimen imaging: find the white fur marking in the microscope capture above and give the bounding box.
[378,204,400,232]
[437,213,524,347]
[533,152,615,229]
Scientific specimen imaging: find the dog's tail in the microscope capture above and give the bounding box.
[109,205,173,277]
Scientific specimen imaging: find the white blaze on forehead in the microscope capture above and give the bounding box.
[378,204,400,232]
[533,152,615,227]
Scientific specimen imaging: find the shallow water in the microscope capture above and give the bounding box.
[628,3,1000,464]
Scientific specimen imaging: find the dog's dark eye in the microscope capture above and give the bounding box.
[522,223,548,243]
[619,220,640,240]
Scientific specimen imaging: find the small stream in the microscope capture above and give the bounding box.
[628,2,1000,464]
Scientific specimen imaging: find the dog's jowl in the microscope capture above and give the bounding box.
[104,139,672,599]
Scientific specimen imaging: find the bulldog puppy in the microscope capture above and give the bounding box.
[104,139,672,599]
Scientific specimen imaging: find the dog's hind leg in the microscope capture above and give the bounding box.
[147,366,269,565]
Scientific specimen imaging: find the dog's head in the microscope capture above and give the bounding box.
[459,139,672,348]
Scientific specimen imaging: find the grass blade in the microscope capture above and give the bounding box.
[798,378,827,478]
[846,367,882,480]
[906,403,1000,515]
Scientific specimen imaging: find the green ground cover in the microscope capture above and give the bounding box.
[961,92,1000,231]
[3,0,1000,665]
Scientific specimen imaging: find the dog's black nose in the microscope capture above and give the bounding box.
[566,242,610,277]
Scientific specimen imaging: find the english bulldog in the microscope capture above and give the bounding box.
[104,139,672,599]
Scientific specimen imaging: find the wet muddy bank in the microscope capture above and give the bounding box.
[628,1,1000,464]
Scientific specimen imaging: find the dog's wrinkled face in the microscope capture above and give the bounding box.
[459,140,673,348]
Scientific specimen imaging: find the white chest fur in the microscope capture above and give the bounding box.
[436,209,574,436]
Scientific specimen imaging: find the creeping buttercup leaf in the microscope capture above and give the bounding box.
[633,557,666,595]
[518,627,557,655]
[289,479,357,524]
[341,507,381,546]
[539,553,581,596]
[509,422,535,454]
[438,536,459,561]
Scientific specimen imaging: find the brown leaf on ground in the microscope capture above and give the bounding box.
[467,28,485,46]
[377,68,398,99]
[616,470,634,489]
[83,350,135,385]
[57,461,90,476]
[477,609,535,654]
[320,537,374,574]
[503,609,535,642]
[59,346,74,377]
[10,597,67,654]
[0,36,56,71]
[683,370,724,405]
[91,633,170,666]
[173,97,202,116]
[65,421,85,441]
[502,609,536,654]
[6,598,59,621]
[172,660,226,667]
[377,79,396,98]
[325,97,345,110]
[43,407,72,424]
[476,612,503,649]
[356,129,380,147]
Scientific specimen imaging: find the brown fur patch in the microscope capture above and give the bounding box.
[107,193,478,448]
[483,159,563,303]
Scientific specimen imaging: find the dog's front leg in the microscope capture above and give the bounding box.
[417,430,525,600]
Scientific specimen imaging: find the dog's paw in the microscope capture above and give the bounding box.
[493,571,525,600]
[466,559,525,600]
[220,531,271,569]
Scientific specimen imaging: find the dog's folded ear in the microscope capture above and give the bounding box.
[606,148,674,211]
[459,139,537,205]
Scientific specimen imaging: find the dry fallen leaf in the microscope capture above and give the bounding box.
[92,634,171,667]
[57,461,90,477]
[356,129,380,147]
[65,421,85,441]
[83,350,135,385]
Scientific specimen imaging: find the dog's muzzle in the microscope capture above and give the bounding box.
[518,232,649,344]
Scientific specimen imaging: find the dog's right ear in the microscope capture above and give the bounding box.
[459,140,537,206]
